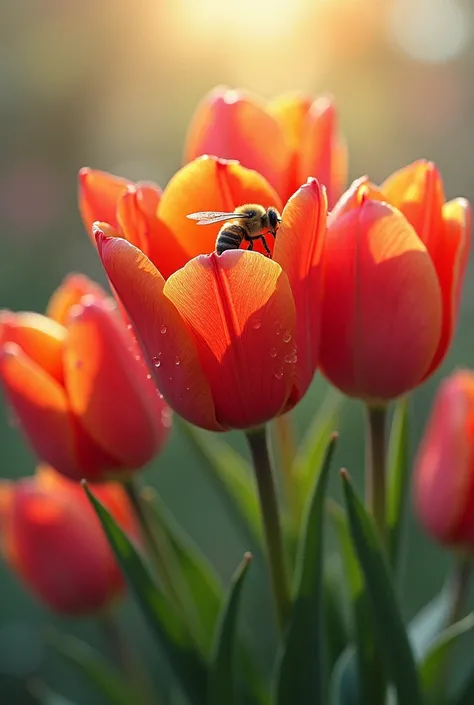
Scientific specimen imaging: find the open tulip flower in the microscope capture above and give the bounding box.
[184,86,347,207]
[320,159,471,402]
[0,465,136,614]
[0,274,170,482]
[87,157,327,431]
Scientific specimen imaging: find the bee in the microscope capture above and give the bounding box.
[186,204,281,256]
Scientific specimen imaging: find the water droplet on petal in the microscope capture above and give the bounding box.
[253,319,261,330]
[135,354,140,361]
[127,324,132,330]
[284,353,298,364]
[175,357,181,366]
[270,348,277,358]
[146,373,152,379]
[152,356,161,368]
[160,325,167,334]
[273,367,284,380]
[283,331,292,343]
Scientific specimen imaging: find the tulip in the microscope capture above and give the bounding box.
[413,370,474,548]
[0,274,170,482]
[0,465,136,614]
[320,160,471,402]
[184,86,347,206]
[91,157,327,431]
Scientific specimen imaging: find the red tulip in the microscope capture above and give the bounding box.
[0,274,170,481]
[90,158,327,431]
[0,465,136,615]
[414,370,474,547]
[184,87,347,206]
[320,161,471,402]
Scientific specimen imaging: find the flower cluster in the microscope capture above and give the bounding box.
[0,85,473,705]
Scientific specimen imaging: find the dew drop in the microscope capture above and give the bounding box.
[253,318,262,330]
[270,348,277,358]
[152,355,161,368]
[175,357,181,366]
[274,368,284,380]
[283,331,292,343]
[160,325,167,334]
[146,373,152,380]
[276,324,283,336]
[127,324,132,330]
[135,354,140,361]
[284,353,298,364]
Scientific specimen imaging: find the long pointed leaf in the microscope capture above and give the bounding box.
[409,585,452,661]
[142,487,223,657]
[420,613,474,705]
[275,434,337,705]
[328,500,382,704]
[29,681,78,705]
[46,631,138,705]
[341,471,423,705]
[329,647,359,705]
[208,553,253,705]
[179,421,262,546]
[83,483,207,705]
[386,397,410,572]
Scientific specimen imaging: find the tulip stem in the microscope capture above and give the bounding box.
[365,405,388,542]
[448,554,472,626]
[274,414,299,526]
[100,610,157,705]
[246,426,291,631]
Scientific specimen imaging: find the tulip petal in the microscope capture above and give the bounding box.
[96,230,221,431]
[320,201,443,400]
[165,251,296,429]
[46,273,109,325]
[380,160,445,248]
[0,312,66,385]
[298,97,348,208]
[423,198,472,377]
[414,371,474,544]
[79,168,131,237]
[0,343,120,481]
[267,92,313,150]
[64,297,168,468]
[117,187,188,279]
[329,176,384,223]
[273,179,327,398]
[184,87,291,199]
[156,156,283,274]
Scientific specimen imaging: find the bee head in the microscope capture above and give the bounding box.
[267,207,281,233]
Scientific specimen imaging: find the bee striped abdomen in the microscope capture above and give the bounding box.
[216,224,246,255]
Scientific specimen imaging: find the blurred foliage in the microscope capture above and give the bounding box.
[1,0,474,702]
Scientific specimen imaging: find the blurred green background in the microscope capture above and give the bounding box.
[1,0,474,702]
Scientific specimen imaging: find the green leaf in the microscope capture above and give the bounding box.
[293,389,342,521]
[179,421,262,547]
[409,585,452,661]
[329,500,382,704]
[141,487,223,657]
[341,471,423,705]
[46,631,138,705]
[419,614,474,705]
[386,397,410,572]
[324,557,350,671]
[208,553,253,705]
[275,434,337,705]
[83,483,207,705]
[329,647,360,705]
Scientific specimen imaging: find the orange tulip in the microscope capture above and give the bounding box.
[184,87,347,206]
[0,274,170,481]
[0,465,136,614]
[414,370,474,548]
[320,160,471,402]
[91,157,327,431]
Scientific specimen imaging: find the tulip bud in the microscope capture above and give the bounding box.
[0,275,171,482]
[0,466,136,615]
[414,371,474,547]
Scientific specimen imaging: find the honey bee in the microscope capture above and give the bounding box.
[186,204,281,256]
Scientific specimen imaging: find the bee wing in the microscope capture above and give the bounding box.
[186,211,249,226]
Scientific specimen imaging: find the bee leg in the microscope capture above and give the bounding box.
[247,239,254,251]
[260,235,272,256]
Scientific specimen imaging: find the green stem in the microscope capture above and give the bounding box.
[448,554,472,626]
[100,610,157,705]
[246,426,291,631]
[365,405,388,542]
[123,478,179,606]
[274,414,299,526]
